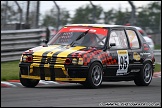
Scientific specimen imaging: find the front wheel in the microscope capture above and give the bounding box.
[19,71,39,87]
[134,62,153,86]
[82,62,103,89]
[20,78,40,87]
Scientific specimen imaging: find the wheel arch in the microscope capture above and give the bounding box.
[88,58,104,69]
[143,59,154,74]
[143,58,154,64]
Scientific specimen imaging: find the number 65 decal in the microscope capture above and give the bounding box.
[117,50,129,75]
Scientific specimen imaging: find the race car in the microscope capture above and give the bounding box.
[19,24,155,88]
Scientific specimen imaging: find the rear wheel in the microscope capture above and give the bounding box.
[134,62,153,86]
[19,71,39,87]
[82,62,103,89]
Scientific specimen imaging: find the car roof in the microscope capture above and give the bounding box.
[126,26,142,30]
[127,26,148,35]
[65,24,135,29]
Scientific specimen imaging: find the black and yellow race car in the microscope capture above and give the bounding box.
[19,24,155,88]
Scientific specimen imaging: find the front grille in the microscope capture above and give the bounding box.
[33,56,68,64]
[32,67,50,77]
[50,57,67,64]
[33,56,51,64]
[33,56,42,63]
[32,67,41,76]
[31,67,66,78]
[20,67,28,75]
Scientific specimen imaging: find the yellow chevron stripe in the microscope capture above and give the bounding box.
[55,46,86,76]
[33,45,60,56]
[46,48,62,57]
[32,45,61,63]
[57,46,86,57]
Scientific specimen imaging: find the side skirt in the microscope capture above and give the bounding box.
[103,75,135,82]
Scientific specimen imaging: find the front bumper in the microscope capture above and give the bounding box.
[19,62,88,82]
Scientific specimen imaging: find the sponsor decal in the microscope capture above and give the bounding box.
[60,26,108,36]
[133,52,141,61]
[140,52,151,56]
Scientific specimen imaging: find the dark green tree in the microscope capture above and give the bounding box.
[113,7,130,25]
[104,8,116,24]
[41,7,70,28]
[1,3,18,23]
[137,1,161,33]
[70,4,103,24]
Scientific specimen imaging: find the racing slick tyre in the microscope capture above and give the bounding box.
[19,71,39,87]
[134,62,153,86]
[82,62,103,89]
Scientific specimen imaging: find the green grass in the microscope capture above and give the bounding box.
[1,60,161,81]
[155,44,161,49]
[154,63,161,72]
[1,60,20,81]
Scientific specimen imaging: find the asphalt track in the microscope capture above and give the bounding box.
[1,77,161,107]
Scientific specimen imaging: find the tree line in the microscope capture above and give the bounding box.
[41,1,161,33]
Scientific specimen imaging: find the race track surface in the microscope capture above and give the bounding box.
[1,77,161,107]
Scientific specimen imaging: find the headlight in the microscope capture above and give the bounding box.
[78,58,83,65]
[72,58,78,65]
[22,55,33,62]
[20,55,23,62]
[71,58,84,65]
[22,55,27,62]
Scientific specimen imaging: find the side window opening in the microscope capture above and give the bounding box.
[126,30,140,49]
[109,30,128,49]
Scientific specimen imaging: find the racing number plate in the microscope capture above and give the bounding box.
[116,50,129,75]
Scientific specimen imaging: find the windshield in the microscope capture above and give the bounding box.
[48,26,108,48]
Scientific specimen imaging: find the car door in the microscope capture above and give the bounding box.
[125,29,143,72]
[105,28,132,76]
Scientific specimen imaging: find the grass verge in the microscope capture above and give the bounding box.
[1,61,20,81]
[155,44,161,49]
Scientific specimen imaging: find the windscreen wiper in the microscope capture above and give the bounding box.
[70,29,90,46]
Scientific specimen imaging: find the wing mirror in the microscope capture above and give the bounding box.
[41,39,48,47]
[42,39,48,44]
[104,43,116,51]
[110,43,116,47]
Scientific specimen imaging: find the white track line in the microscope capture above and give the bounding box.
[1,81,17,87]
[39,80,60,84]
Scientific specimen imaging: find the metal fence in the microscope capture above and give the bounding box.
[1,29,46,62]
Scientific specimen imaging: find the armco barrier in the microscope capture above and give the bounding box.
[153,50,161,55]
[1,29,46,62]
